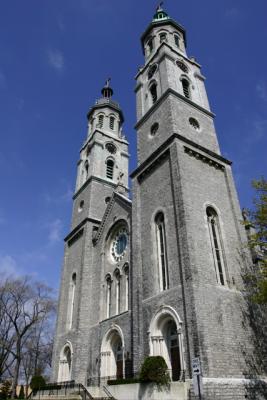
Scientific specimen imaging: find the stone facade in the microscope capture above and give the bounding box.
[51,7,266,400]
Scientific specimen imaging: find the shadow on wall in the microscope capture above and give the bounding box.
[240,256,267,400]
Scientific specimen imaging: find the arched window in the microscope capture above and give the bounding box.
[123,263,129,311]
[159,32,167,43]
[150,83,158,104]
[106,159,114,179]
[181,78,190,99]
[106,275,112,318]
[155,213,169,291]
[109,116,115,130]
[98,114,104,128]
[174,34,180,48]
[114,269,121,315]
[147,38,154,55]
[206,207,227,286]
[148,64,157,80]
[67,273,76,330]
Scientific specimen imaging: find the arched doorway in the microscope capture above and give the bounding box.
[58,343,72,382]
[100,326,125,379]
[149,306,184,381]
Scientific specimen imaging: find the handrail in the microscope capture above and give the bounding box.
[102,385,115,400]
[28,381,94,400]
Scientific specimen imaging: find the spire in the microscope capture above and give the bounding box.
[153,2,170,21]
[101,78,114,99]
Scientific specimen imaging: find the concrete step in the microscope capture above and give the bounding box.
[86,386,112,399]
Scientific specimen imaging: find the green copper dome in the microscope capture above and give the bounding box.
[153,3,170,22]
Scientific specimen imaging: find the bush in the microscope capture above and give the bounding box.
[30,376,46,390]
[139,356,170,388]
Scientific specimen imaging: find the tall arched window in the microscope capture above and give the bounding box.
[109,116,115,130]
[181,78,190,99]
[159,32,167,43]
[150,83,158,104]
[114,269,121,315]
[106,159,114,179]
[98,114,104,128]
[206,207,227,286]
[106,275,112,318]
[155,212,169,291]
[67,273,76,330]
[123,263,129,311]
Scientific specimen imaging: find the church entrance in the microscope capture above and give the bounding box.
[115,340,123,379]
[167,320,181,381]
[149,306,184,382]
[100,326,125,380]
[58,344,72,382]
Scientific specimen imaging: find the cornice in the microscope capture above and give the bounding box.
[64,217,101,243]
[130,132,231,180]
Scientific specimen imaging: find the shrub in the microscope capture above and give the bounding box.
[139,356,170,388]
[30,376,46,390]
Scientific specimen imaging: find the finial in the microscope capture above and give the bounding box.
[105,78,111,88]
[157,1,164,11]
[101,78,113,98]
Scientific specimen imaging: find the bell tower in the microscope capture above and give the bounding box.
[131,5,253,395]
[52,82,129,384]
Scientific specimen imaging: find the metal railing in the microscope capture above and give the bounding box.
[28,381,93,400]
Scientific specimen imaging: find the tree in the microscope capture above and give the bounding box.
[0,277,56,398]
[243,177,267,303]
[0,380,11,399]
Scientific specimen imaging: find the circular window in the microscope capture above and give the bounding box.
[189,117,200,131]
[105,143,117,154]
[177,60,188,73]
[148,64,158,80]
[150,122,159,136]
[78,200,84,212]
[105,196,111,204]
[111,227,128,262]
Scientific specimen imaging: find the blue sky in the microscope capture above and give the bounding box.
[0,0,266,291]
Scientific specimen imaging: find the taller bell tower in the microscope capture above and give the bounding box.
[131,5,256,397]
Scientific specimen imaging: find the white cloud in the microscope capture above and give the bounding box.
[43,185,73,205]
[47,219,63,244]
[256,81,267,102]
[0,255,21,278]
[47,49,64,72]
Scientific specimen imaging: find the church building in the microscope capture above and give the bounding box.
[51,6,265,399]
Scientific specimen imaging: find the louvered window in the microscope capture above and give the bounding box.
[110,116,115,130]
[159,32,167,43]
[106,159,114,179]
[150,83,158,104]
[98,114,104,128]
[182,79,190,99]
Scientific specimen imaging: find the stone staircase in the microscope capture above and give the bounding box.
[30,382,115,400]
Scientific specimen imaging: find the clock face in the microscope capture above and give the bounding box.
[111,228,128,262]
